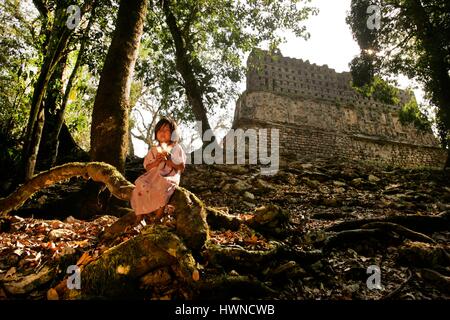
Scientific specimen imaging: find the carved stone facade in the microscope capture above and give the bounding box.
[228,49,446,168]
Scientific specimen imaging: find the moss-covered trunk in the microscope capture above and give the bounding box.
[89,0,148,174]
[78,225,198,298]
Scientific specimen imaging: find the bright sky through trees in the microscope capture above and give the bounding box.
[132,0,426,157]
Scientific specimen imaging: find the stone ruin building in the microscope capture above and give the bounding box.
[226,49,446,168]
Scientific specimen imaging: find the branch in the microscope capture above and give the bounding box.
[146,104,164,141]
[134,108,146,128]
[32,0,49,18]
[0,162,135,216]
[131,130,148,144]
[181,2,198,39]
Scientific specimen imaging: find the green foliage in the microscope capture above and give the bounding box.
[352,76,400,106]
[399,97,432,132]
[65,64,97,151]
[0,0,117,158]
[349,53,376,88]
[135,0,318,121]
[347,0,450,150]
[0,0,41,145]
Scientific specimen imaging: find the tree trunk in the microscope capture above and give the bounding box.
[162,0,219,149]
[446,148,450,170]
[36,57,67,171]
[408,0,450,169]
[55,122,89,164]
[128,122,135,157]
[21,2,80,181]
[37,4,96,171]
[89,0,148,174]
[23,104,46,180]
[22,55,54,181]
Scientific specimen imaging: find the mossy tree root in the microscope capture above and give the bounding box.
[204,241,322,273]
[326,212,450,234]
[0,162,135,216]
[193,275,277,299]
[58,225,199,299]
[206,204,289,237]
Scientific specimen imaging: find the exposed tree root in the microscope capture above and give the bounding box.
[169,187,209,254]
[206,207,241,231]
[322,228,403,252]
[204,242,322,273]
[101,187,209,256]
[56,225,199,299]
[360,222,436,244]
[382,269,413,300]
[206,204,289,238]
[193,275,277,299]
[420,268,450,294]
[326,212,450,234]
[397,241,450,268]
[0,162,135,216]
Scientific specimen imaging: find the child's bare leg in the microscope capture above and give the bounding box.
[154,206,165,218]
[166,204,175,215]
[101,210,139,238]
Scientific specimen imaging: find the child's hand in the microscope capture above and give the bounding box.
[161,151,169,159]
[156,152,168,162]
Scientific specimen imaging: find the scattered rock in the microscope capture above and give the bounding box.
[222,183,232,192]
[242,201,256,208]
[273,171,297,185]
[3,266,56,295]
[344,283,360,293]
[215,165,248,175]
[301,163,314,169]
[303,171,331,182]
[310,261,323,273]
[64,216,77,224]
[290,161,311,170]
[254,179,276,192]
[333,187,346,194]
[232,180,252,193]
[333,180,347,187]
[368,174,381,183]
[243,191,255,201]
[322,197,340,207]
[303,178,321,189]
[47,288,59,300]
[48,229,76,241]
[271,261,307,281]
[350,178,364,187]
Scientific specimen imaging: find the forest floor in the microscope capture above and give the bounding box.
[1,157,449,300]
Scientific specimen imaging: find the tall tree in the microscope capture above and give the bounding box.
[135,0,317,147]
[36,2,98,170]
[347,0,450,168]
[89,0,148,173]
[161,0,218,148]
[20,0,95,181]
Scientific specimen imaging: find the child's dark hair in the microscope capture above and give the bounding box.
[154,117,180,143]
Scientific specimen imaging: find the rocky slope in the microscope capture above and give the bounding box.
[0,157,449,300]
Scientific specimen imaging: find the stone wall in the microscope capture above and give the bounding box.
[226,49,446,168]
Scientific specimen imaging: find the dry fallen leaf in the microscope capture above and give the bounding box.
[0,288,7,299]
[116,265,130,275]
[76,252,94,266]
[192,269,200,281]
[5,267,16,278]
[47,288,59,300]
[245,234,259,245]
